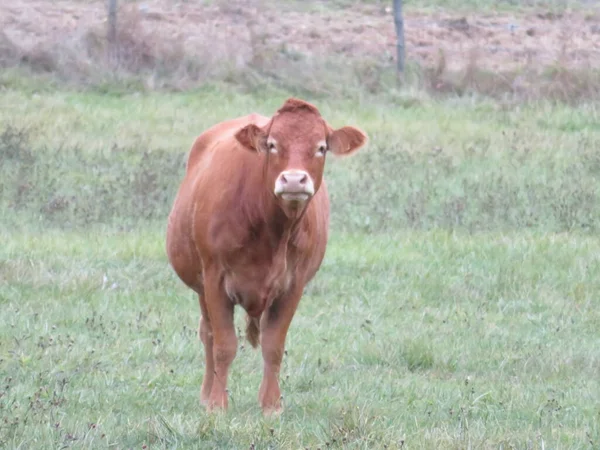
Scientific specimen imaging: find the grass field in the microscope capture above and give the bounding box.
[1,81,600,449]
[2,1,600,445]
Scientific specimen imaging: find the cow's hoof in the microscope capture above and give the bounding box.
[206,404,227,414]
[205,395,228,413]
[262,406,283,417]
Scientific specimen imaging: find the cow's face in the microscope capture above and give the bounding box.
[235,98,367,217]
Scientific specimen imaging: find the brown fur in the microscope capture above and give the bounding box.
[165,97,367,414]
[245,316,260,349]
[276,97,322,116]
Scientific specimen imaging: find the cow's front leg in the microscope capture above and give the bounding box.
[198,295,214,405]
[203,266,237,411]
[258,285,303,415]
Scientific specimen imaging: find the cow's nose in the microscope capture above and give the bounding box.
[274,170,315,199]
[280,172,308,189]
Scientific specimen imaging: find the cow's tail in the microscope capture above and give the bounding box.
[245,315,260,349]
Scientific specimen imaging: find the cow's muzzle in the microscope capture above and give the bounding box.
[274,170,315,202]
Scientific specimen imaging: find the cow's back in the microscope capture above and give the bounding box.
[185,114,269,174]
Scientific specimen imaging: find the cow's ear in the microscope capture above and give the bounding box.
[235,124,267,153]
[327,126,368,156]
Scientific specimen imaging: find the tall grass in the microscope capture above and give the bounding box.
[2,97,599,233]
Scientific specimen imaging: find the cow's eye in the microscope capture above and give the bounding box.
[316,144,327,156]
[268,141,277,154]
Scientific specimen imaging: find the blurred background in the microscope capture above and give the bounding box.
[2,0,599,101]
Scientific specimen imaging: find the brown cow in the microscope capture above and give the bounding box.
[166,98,367,414]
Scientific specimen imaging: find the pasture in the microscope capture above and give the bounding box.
[2,87,599,449]
[1,0,600,448]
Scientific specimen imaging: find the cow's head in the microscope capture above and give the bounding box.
[235,98,367,217]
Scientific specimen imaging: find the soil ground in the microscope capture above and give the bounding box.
[2,0,600,73]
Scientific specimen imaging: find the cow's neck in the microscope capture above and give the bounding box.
[259,190,306,247]
[256,189,308,309]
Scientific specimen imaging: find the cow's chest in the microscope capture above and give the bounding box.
[222,240,296,317]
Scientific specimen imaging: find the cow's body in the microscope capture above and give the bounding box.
[166,98,366,414]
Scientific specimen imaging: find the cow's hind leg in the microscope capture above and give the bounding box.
[204,267,237,411]
[245,315,260,348]
[198,294,214,405]
[258,285,303,415]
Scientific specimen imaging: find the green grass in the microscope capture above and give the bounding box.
[1,83,600,448]
[1,229,599,448]
[2,86,600,232]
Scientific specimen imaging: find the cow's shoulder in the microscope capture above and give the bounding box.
[186,113,269,174]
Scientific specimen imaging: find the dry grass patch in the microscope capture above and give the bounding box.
[1,0,600,101]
